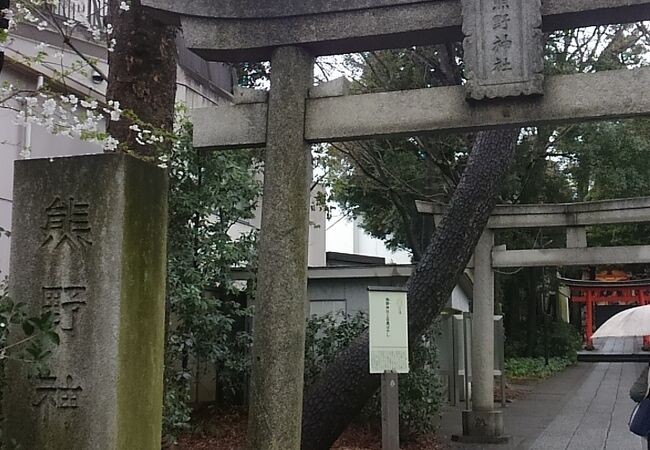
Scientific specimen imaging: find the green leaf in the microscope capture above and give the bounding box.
[22,320,35,336]
[46,331,60,346]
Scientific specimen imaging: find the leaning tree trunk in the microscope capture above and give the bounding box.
[106,0,177,158]
[301,128,518,450]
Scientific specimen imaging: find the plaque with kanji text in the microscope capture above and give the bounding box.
[368,287,409,374]
[462,0,544,100]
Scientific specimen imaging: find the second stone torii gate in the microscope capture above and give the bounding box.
[418,196,650,440]
[142,0,650,447]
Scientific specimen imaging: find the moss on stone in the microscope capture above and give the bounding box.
[116,156,168,450]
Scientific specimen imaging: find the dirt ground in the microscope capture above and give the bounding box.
[172,409,444,450]
[171,382,533,450]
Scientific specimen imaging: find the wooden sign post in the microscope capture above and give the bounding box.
[381,372,400,450]
[369,287,409,450]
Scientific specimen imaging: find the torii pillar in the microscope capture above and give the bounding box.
[458,0,543,443]
[460,230,507,442]
[247,47,314,450]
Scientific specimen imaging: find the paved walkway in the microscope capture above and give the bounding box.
[437,362,648,449]
[579,337,650,363]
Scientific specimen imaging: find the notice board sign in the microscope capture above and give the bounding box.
[368,287,409,374]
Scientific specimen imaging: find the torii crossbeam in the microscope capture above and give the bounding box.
[144,0,649,61]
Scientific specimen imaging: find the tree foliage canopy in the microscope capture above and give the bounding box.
[325,24,650,260]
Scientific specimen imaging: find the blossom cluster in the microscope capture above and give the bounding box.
[7,1,114,44]
[8,89,124,151]
[129,123,165,147]
[0,0,149,153]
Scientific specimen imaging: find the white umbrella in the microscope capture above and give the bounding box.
[592,304,650,338]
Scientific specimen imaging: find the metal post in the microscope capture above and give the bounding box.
[463,313,470,411]
[450,317,457,405]
[500,372,506,408]
[381,372,400,450]
[497,318,506,408]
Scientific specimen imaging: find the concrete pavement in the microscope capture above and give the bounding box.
[437,362,647,449]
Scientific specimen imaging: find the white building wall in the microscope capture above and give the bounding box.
[228,184,328,268]
[6,23,110,101]
[176,67,228,109]
[326,214,411,264]
[0,105,20,279]
[451,285,470,312]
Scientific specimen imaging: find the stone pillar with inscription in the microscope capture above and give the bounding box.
[3,153,168,450]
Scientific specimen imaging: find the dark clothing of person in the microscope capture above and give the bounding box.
[631,365,650,403]
[630,364,650,449]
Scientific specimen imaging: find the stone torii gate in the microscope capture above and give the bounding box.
[142,1,650,447]
[418,196,650,439]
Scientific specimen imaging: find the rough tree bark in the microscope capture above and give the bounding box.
[106,0,177,158]
[301,128,518,450]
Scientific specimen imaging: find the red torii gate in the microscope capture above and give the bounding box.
[560,277,650,350]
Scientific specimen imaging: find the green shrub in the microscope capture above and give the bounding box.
[391,328,444,437]
[541,321,582,361]
[0,276,60,447]
[304,312,444,437]
[505,356,574,380]
[0,276,60,375]
[304,312,368,385]
[505,319,581,361]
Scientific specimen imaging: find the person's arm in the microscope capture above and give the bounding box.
[630,365,650,403]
